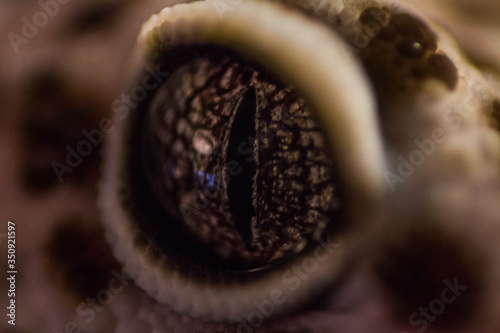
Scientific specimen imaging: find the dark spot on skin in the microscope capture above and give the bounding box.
[21,149,65,192]
[396,40,425,59]
[375,215,485,327]
[390,13,438,51]
[391,13,427,40]
[421,36,438,52]
[355,8,443,102]
[44,216,120,300]
[20,68,100,194]
[70,2,123,34]
[377,24,398,42]
[426,54,459,90]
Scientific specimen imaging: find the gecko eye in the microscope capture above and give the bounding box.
[141,49,340,269]
[99,0,384,323]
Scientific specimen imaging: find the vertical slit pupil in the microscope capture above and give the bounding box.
[226,87,257,247]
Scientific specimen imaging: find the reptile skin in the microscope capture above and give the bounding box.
[1,0,500,332]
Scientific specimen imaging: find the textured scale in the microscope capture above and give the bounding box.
[143,52,338,267]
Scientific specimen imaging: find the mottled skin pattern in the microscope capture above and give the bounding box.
[0,0,500,332]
